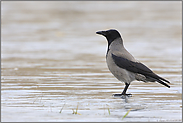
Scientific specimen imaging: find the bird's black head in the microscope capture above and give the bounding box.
[96,29,121,45]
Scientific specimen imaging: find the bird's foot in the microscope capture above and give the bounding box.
[112,93,132,99]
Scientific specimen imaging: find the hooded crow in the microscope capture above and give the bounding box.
[96,29,170,97]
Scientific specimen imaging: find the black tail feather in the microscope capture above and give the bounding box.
[158,76,170,83]
[156,79,170,88]
[148,73,171,87]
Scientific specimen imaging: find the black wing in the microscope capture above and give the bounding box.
[111,53,170,88]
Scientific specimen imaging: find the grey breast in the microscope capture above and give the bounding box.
[106,38,136,84]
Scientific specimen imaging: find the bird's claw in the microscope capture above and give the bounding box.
[112,93,132,98]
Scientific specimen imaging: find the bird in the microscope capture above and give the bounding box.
[96,29,170,97]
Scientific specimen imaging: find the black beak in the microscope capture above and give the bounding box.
[96,31,106,36]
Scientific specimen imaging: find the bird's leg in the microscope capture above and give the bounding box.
[121,83,132,96]
[113,83,132,97]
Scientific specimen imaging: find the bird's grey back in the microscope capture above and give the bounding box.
[108,38,136,62]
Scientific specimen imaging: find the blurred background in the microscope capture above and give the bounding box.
[1,1,182,122]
